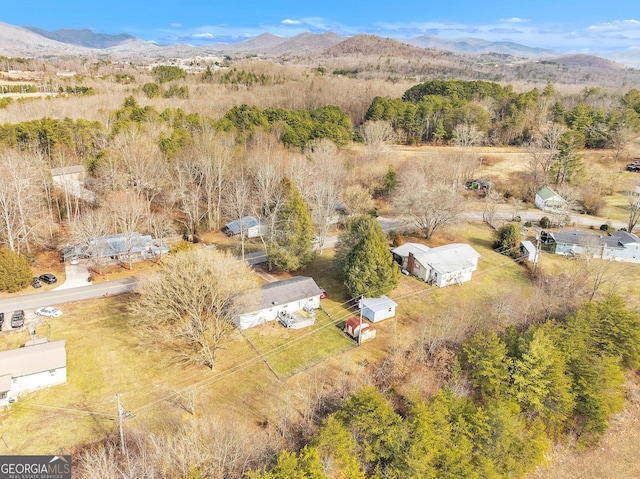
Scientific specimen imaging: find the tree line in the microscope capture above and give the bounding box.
[365,79,640,148]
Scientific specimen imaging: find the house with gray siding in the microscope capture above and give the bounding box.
[546,230,640,263]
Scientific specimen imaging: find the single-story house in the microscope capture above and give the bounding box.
[392,242,481,287]
[545,230,640,263]
[62,232,169,263]
[345,317,376,343]
[237,276,323,330]
[51,165,96,203]
[534,186,567,212]
[224,216,266,239]
[360,296,397,323]
[0,340,67,408]
[520,240,539,264]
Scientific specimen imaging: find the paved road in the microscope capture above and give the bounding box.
[0,277,139,315]
[0,208,628,316]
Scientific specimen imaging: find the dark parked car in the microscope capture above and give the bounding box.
[39,273,57,284]
[0,312,4,329]
[11,310,25,328]
[31,277,42,288]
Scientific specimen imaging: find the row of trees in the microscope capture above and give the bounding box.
[366,79,640,148]
[248,295,640,478]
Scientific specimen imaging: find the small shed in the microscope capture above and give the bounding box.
[345,317,376,343]
[224,216,266,239]
[360,296,397,323]
[534,186,566,212]
[520,240,539,264]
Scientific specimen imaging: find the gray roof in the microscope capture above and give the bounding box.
[549,230,619,248]
[360,296,397,312]
[536,186,563,201]
[254,276,322,311]
[609,230,640,245]
[392,242,480,274]
[88,232,168,258]
[391,242,431,257]
[51,165,85,177]
[225,216,260,235]
[521,240,537,252]
[0,340,66,379]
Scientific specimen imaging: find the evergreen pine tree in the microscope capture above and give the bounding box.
[268,177,315,272]
[342,220,399,298]
[0,248,32,293]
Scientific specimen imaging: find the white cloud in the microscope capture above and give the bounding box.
[499,17,529,23]
[169,23,183,28]
[192,32,214,38]
[281,19,301,25]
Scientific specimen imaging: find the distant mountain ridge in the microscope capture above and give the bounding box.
[2,22,639,70]
[405,34,556,57]
[24,26,135,49]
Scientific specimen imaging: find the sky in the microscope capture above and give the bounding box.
[2,0,639,53]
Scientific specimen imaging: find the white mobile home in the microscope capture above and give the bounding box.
[0,340,67,408]
[238,276,323,329]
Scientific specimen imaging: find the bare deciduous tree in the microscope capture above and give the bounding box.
[627,188,640,234]
[0,149,44,254]
[132,248,258,370]
[360,120,394,159]
[394,177,464,239]
[305,139,346,253]
[223,172,255,260]
[69,207,112,274]
[106,190,150,270]
[526,123,565,191]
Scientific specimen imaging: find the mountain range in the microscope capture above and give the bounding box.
[1,21,639,69]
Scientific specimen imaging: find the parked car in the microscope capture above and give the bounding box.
[39,273,57,284]
[11,310,25,328]
[319,287,327,299]
[35,306,63,318]
[31,277,42,288]
[0,312,4,329]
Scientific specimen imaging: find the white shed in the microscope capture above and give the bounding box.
[360,296,397,323]
[224,216,266,239]
[520,240,539,264]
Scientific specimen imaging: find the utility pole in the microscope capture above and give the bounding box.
[116,394,126,455]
